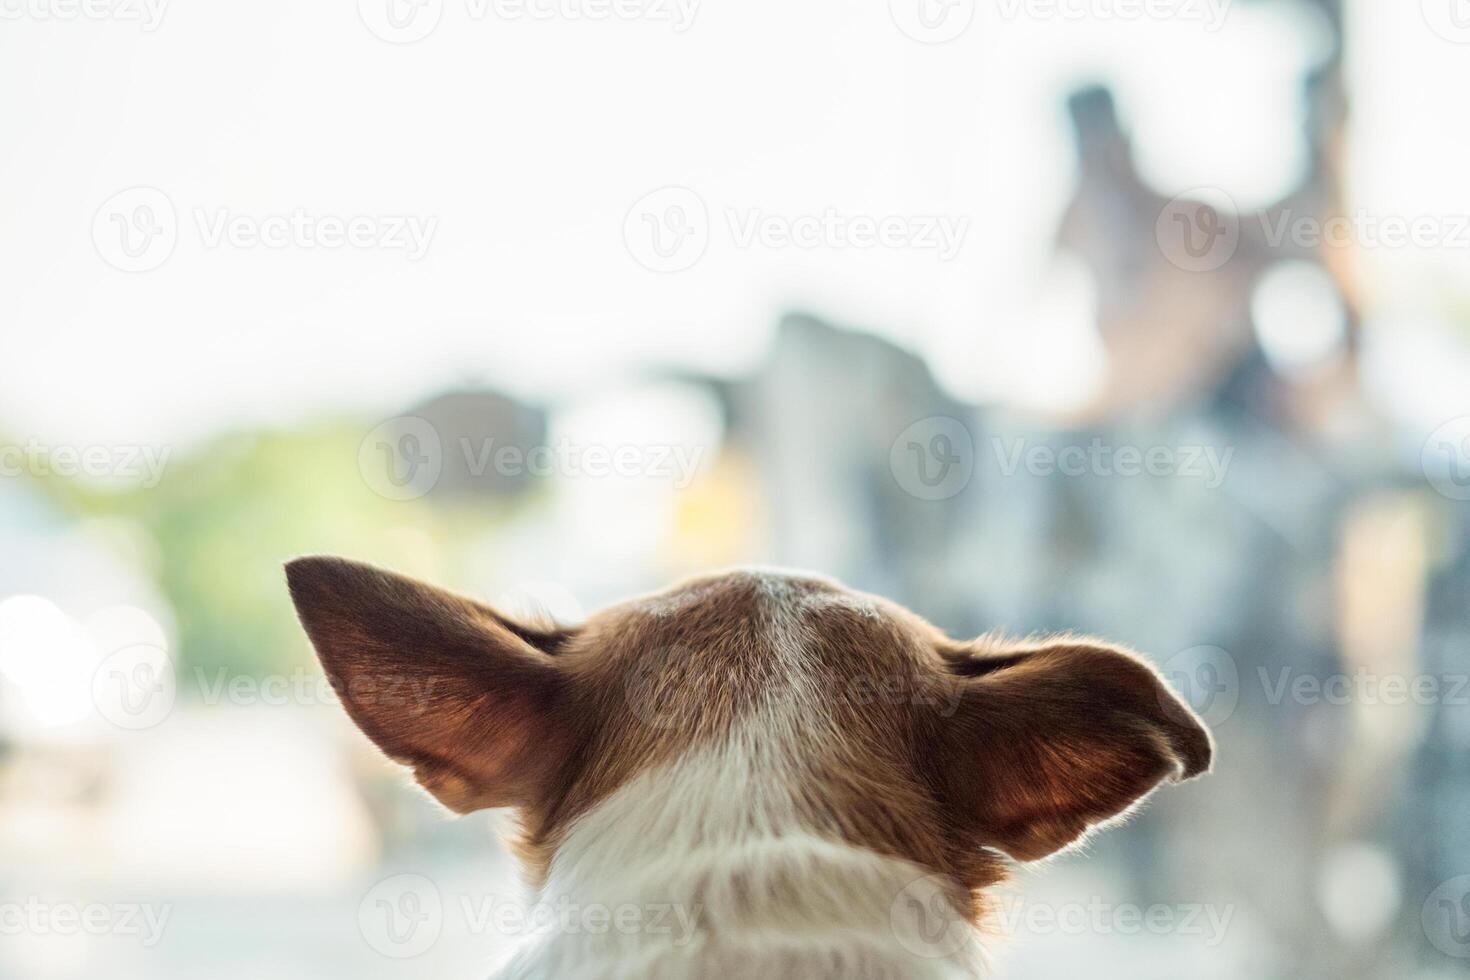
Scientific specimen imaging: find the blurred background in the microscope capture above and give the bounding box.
[3,0,1470,976]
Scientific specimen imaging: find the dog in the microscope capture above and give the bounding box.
[286,556,1211,979]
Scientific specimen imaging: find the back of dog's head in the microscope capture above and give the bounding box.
[287,557,1212,902]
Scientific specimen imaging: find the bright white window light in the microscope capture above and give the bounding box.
[0,595,100,728]
[1251,260,1348,377]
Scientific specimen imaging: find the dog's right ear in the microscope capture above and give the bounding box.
[285,556,576,813]
[934,636,1212,862]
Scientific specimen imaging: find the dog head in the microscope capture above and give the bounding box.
[286,557,1210,901]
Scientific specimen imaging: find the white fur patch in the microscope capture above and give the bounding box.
[491,736,986,979]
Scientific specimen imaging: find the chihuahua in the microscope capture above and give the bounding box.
[287,556,1211,979]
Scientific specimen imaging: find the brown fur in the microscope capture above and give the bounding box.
[286,557,1213,925]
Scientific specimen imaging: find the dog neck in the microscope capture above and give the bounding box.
[492,726,988,979]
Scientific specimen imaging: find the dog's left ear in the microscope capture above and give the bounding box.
[935,637,1212,862]
[286,556,578,814]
